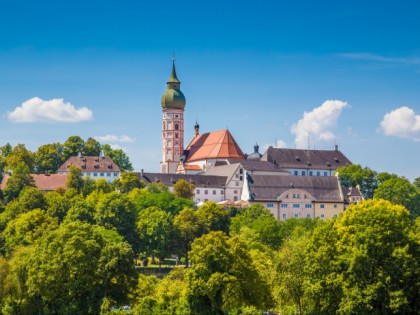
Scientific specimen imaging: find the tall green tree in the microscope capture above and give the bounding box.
[3,163,36,202]
[101,144,133,172]
[336,164,378,198]
[26,222,136,314]
[65,165,84,193]
[113,172,145,193]
[173,179,195,199]
[63,136,85,160]
[3,144,36,174]
[137,206,173,267]
[186,232,273,314]
[196,202,230,234]
[83,137,101,156]
[35,143,64,174]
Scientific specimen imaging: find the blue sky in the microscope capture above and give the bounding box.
[0,0,419,180]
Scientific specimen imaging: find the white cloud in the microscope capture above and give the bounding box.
[291,100,349,148]
[7,97,93,123]
[109,144,128,152]
[95,134,136,143]
[264,140,287,149]
[339,53,420,64]
[380,106,420,141]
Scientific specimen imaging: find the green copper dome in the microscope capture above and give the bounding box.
[161,59,186,110]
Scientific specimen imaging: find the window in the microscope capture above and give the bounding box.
[175,133,179,138]
[301,171,305,176]
[294,213,299,218]
[294,170,298,175]
[234,196,238,201]
[309,171,313,176]
[213,190,216,195]
[316,171,320,176]
[114,173,118,176]
[220,190,224,194]
[239,169,243,174]
[235,181,239,186]
[107,173,111,177]
[175,124,179,130]
[234,190,238,194]
[239,176,243,181]
[320,214,325,218]
[196,189,200,194]
[292,194,296,198]
[334,204,337,208]
[293,204,300,208]
[324,172,328,176]
[305,204,312,208]
[100,173,104,177]
[205,190,208,195]
[235,174,239,178]
[281,203,288,208]
[320,204,325,209]
[94,173,97,176]
[267,203,274,208]
[306,214,311,218]
[282,213,287,219]
[297,193,300,198]
[334,214,338,218]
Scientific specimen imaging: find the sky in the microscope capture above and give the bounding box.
[0,0,419,180]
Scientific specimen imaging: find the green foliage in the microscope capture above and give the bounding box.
[94,192,139,252]
[196,202,230,234]
[3,144,36,175]
[137,206,173,265]
[45,191,72,222]
[101,144,133,172]
[64,199,95,224]
[35,143,64,174]
[3,166,36,202]
[113,172,145,193]
[83,137,101,156]
[131,188,194,216]
[230,204,282,249]
[63,135,85,160]
[173,179,195,199]
[26,222,136,314]
[186,231,274,314]
[65,165,84,192]
[336,164,378,198]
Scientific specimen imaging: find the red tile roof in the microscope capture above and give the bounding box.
[185,129,245,162]
[1,174,68,191]
[57,156,120,173]
[184,165,203,171]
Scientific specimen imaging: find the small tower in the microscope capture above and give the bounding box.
[194,120,200,136]
[160,59,186,173]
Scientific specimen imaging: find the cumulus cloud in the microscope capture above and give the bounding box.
[7,97,93,123]
[95,134,136,143]
[109,144,128,152]
[291,100,349,148]
[380,106,420,141]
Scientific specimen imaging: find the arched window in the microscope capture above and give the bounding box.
[175,124,179,130]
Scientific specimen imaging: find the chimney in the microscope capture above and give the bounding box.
[334,144,338,151]
[140,169,144,177]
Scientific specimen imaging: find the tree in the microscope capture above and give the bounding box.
[196,202,230,234]
[65,165,84,193]
[335,164,378,198]
[230,204,282,249]
[137,206,173,267]
[63,135,85,160]
[374,177,419,218]
[45,191,73,222]
[83,137,101,156]
[113,172,145,193]
[2,209,57,252]
[17,186,47,213]
[3,163,36,202]
[101,144,133,172]
[186,232,273,314]
[35,143,64,174]
[0,143,12,182]
[3,144,36,174]
[26,222,136,314]
[173,179,195,199]
[94,192,139,252]
[173,208,206,267]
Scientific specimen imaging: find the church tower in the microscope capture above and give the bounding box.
[160,59,186,173]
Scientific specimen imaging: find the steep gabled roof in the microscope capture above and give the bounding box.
[137,173,227,188]
[1,174,67,191]
[247,174,343,202]
[260,147,352,170]
[185,129,245,162]
[57,156,120,173]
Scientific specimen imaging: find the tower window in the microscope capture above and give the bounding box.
[175,133,179,138]
[175,124,179,130]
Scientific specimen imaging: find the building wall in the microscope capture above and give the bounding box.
[161,109,184,173]
[314,202,345,219]
[287,168,334,176]
[58,171,120,183]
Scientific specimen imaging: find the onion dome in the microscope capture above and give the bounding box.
[161,59,186,110]
[247,143,262,161]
